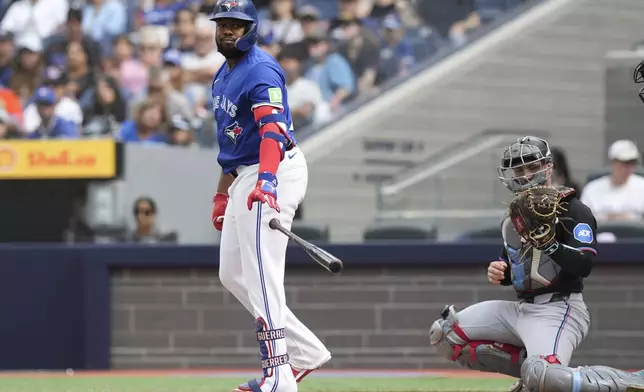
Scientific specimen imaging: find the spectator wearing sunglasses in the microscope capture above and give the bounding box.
[123,196,177,244]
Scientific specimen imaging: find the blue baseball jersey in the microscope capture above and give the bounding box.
[212,46,296,174]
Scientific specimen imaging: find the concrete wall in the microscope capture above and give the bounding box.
[110,265,644,370]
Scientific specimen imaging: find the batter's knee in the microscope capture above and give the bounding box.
[218,262,242,294]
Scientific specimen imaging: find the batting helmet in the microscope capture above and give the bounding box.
[210,0,259,52]
[498,136,553,193]
[634,59,644,104]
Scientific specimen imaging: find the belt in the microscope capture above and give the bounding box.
[521,292,571,304]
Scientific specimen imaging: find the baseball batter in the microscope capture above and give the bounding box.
[430,136,644,392]
[209,1,331,391]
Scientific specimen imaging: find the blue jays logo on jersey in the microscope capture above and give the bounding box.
[222,1,238,10]
[225,121,243,143]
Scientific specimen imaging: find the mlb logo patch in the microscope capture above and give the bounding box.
[573,223,593,244]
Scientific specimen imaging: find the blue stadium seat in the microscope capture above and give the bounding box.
[475,0,521,24]
[406,25,446,62]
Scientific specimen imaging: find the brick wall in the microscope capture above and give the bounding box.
[110,265,644,370]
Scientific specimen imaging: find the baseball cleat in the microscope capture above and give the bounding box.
[292,354,332,383]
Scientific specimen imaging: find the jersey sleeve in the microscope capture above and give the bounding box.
[562,198,598,254]
[548,198,597,277]
[246,63,287,110]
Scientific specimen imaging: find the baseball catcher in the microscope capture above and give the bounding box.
[429,136,644,392]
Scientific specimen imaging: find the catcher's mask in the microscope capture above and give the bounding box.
[634,60,644,104]
[498,136,553,193]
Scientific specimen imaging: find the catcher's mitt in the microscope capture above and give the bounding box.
[508,185,565,249]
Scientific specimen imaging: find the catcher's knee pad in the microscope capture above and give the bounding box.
[521,355,644,392]
[429,305,526,377]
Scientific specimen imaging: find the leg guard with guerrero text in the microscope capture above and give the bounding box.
[235,318,293,392]
[429,305,526,377]
[521,355,644,392]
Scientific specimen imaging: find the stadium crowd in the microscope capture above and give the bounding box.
[0,0,527,148]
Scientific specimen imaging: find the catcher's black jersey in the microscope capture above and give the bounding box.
[499,195,598,299]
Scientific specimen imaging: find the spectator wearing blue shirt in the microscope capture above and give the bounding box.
[168,7,197,55]
[304,29,355,113]
[26,87,79,139]
[141,0,198,27]
[82,0,128,57]
[117,99,168,144]
[376,14,415,85]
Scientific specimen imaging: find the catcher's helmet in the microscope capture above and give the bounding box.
[498,136,553,193]
[210,0,259,52]
[634,59,644,104]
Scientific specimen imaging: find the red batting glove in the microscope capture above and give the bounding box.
[247,172,280,212]
[212,193,228,231]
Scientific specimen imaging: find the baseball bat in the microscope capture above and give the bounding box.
[269,218,343,273]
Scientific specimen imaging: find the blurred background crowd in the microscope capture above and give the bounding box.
[0,0,528,148]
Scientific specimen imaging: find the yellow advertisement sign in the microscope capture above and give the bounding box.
[0,140,117,179]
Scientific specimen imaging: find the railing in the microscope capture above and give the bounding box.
[373,129,550,240]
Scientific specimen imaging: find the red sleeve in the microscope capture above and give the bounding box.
[253,105,283,176]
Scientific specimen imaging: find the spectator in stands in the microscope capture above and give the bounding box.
[123,196,177,244]
[0,84,24,126]
[23,68,83,134]
[258,33,281,59]
[0,108,22,139]
[132,65,192,120]
[168,114,197,148]
[551,146,581,198]
[413,0,479,45]
[335,17,380,96]
[0,30,14,87]
[581,140,644,222]
[25,86,79,139]
[10,35,44,103]
[169,7,197,54]
[65,41,95,105]
[278,48,328,128]
[163,49,187,99]
[376,14,415,84]
[199,0,218,16]
[138,25,167,69]
[82,74,126,137]
[44,7,102,70]
[280,5,324,61]
[305,29,355,113]
[118,99,168,143]
[81,0,128,56]
[108,34,148,98]
[0,0,69,46]
[141,0,197,27]
[259,0,304,45]
[181,15,224,112]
